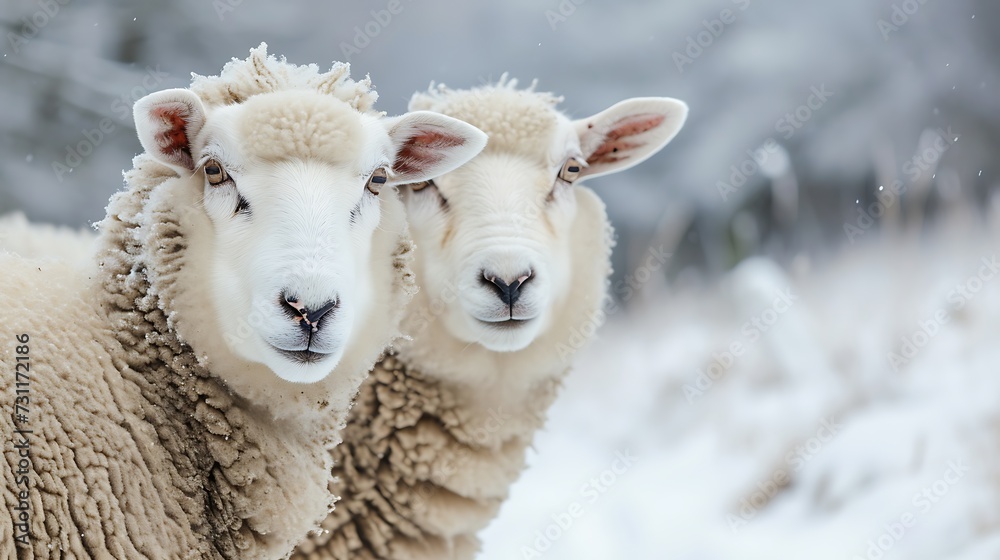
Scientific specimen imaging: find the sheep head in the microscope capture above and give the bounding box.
[404,79,687,353]
[132,78,486,385]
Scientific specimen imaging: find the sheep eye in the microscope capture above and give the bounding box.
[204,159,229,186]
[235,194,250,215]
[409,180,435,192]
[558,157,584,183]
[409,180,448,209]
[366,167,388,195]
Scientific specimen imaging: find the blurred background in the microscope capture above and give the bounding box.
[2,0,999,558]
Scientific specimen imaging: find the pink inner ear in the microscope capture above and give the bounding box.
[151,103,194,169]
[588,113,666,165]
[394,129,465,176]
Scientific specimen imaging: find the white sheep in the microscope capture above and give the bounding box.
[0,212,96,269]
[0,44,486,559]
[294,77,687,559]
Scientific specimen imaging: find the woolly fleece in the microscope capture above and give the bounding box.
[0,212,97,269]
[0,45,415,559]
[295,82,615,558]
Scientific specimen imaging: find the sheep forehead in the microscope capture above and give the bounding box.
[232,91,370,166]
[446,153,554,205]
[432,89,565,160]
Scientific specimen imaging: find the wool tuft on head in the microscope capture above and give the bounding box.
[292,77,688,559]
[129,44,486,390]
[0,46,490,560]
[402,75,686,357]
[190,42,380,113]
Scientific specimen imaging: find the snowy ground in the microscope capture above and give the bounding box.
[480,210,1000,560]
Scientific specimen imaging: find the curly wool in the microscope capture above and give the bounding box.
[0,212,96,268]
[3,158,277,558]
[0,46,415,559]
[0,150,413,559]
[408,75,563,161]
[294,355,562,560]
[295,182,615,559]
[190,43,380,114]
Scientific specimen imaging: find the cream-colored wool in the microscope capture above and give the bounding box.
[295,78,686,559]
[0,212,97,268]
[295,92,622,560]
[295,189,612,560]
[0,47,417,559]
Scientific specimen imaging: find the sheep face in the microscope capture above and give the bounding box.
[404,87,688,353]
[134,88,486,383]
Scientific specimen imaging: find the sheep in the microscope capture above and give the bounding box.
[0,44,487,560]
[294,77,687,559]
[0,212,97,269]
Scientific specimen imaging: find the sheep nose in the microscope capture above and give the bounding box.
[482,270,532,308]
[280,292,339,334]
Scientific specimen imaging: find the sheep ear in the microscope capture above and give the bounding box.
[133,88,207,173]
[573,97,688,181]
[383,111,487,184]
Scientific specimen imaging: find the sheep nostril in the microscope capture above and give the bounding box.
[481,270,532,308]
[482,271,510,302]
[506,270,532,307]
[280,292,306,320]
[512,270,532,291]
[308,299,338,323]
[279,291,339,334]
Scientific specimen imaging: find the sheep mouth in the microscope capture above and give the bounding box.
[271,346,333,364]
[476,318,534,329]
